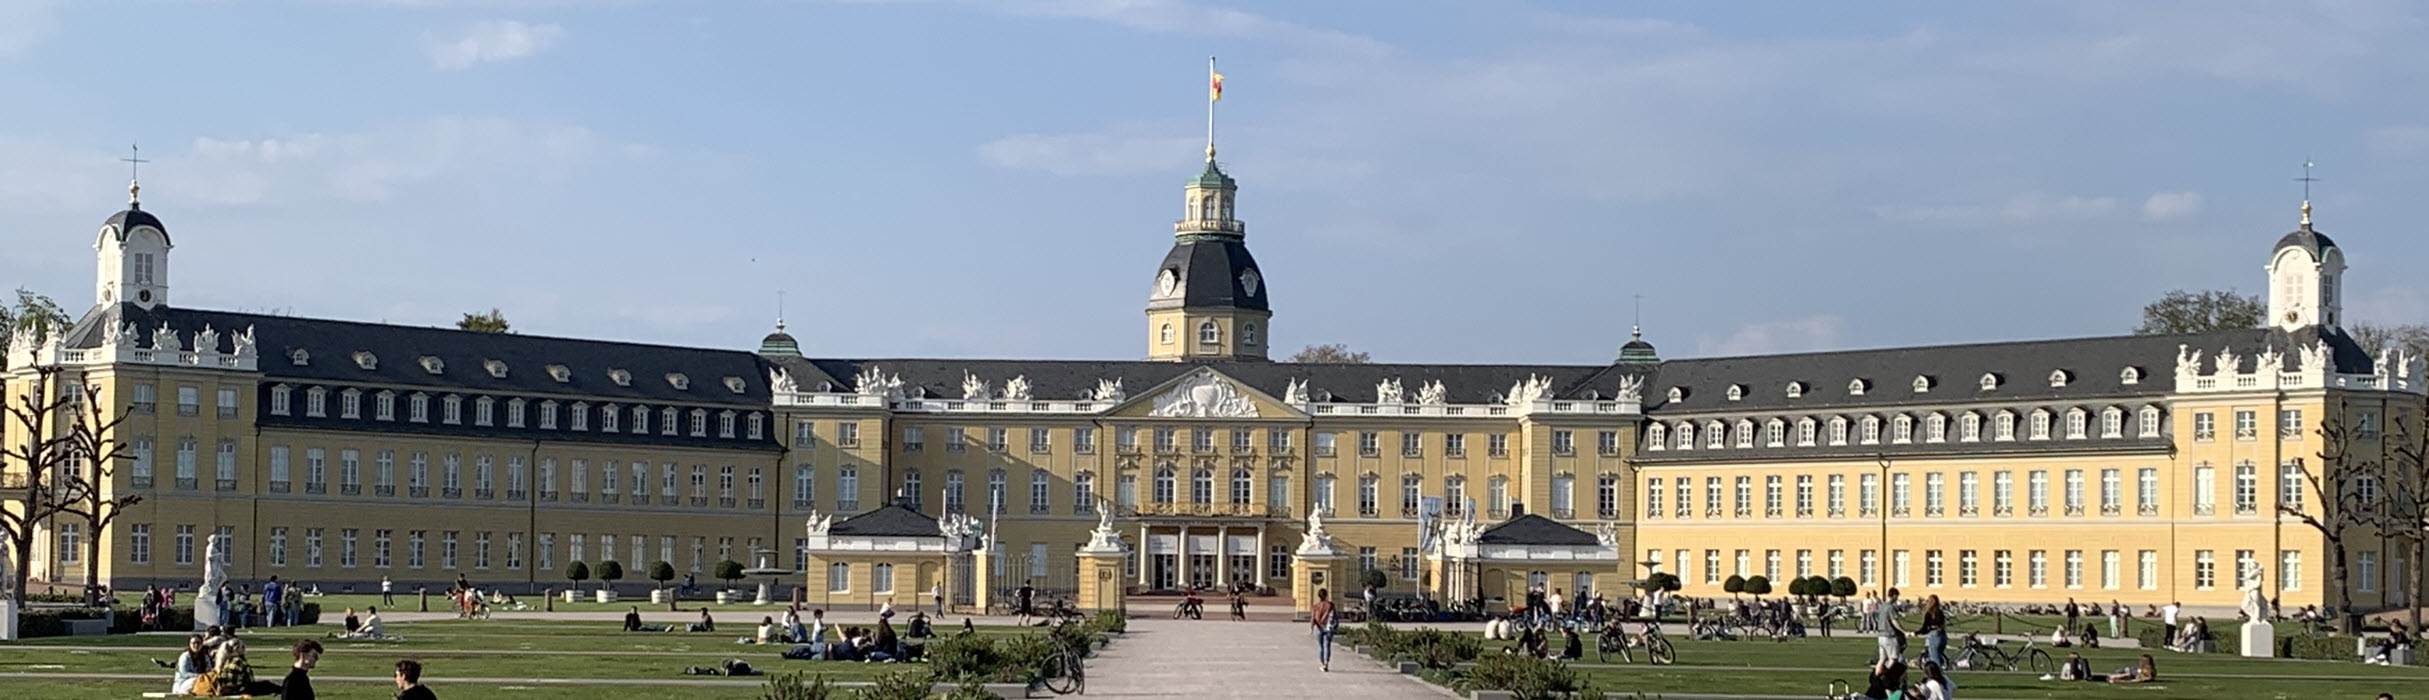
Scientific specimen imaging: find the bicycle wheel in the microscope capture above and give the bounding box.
[1597,632,1620,663]
[1648,636,1677,665]
[2022,648,2054,676]
[1042,651,1082,695]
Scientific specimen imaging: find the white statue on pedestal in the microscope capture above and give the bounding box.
[2241,571,2271,622]
[1296,508,1339,557]
[2240,570,2276,657]
[1081,499,1126,554]
[195,537,229,629]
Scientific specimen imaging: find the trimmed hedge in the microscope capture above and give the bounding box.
[2279,635,2357,660]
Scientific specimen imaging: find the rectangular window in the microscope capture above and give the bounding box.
[2193,464,2216,515]
[1960,550,1979,587]
[2194,412,2216,441]
[2027,470,2048,515]
[1861,550,1878,586]
[1894,550,1910,587]
[1826,475,1845,516]
[2137,468,2159,515]
[2028,550,2048,587]
[1704,550,1721,584]
[1552,429,1574,456]
[2138,550,2157,589]
[1401,547,1421,580]
[2360,551,2380,593]
[2102,550,2120,589]
[2281,408,2305,440]
[2195,550,2216,589]
[176,525,196,566]
[2234,462,2259,514]
[2282,551,2303,591]
[1890,473,1911,515]
[129,523,151,564]
[2063,469,2084,514]
[1925,550,1943,587]
[1076,427,1098,454]
[2100,468,2121,515]
[829,563,851,592]
[1488,433,1509,457]
[219,387,240,417]
[2234,409,2257,440]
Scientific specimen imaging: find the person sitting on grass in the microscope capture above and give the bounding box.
[330,607,390,640]
[1560,624,1584,660]
[907,611,934,638]
[682,658,764,676]
[2105,654,2157,684]
[689,608,716,633]
[749,616,777,644]
[625,606,646,632]
[2057,652,2092,681]
[2172,617,2209,653]
[155,634,211,695]
[870,618,903,662]
[2368,621,2413,665]
[342,608,361,635]
[1855,657,1907,700]
[1914,660,1952,700]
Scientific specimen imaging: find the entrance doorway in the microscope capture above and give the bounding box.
[1189,554,1217,589]
[1151,554,1178,590]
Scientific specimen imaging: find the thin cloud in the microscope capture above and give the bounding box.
[1697,315,1847,357]
[1874,193,2120,227]
[0,0,59,56]
[2141,191,2203,221]
[423,19,566,70]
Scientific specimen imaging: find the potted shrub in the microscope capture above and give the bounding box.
[596,560,624,603]
[649,560,677,605]
[1744,575,1771,601]
[714,560,745,603]
[563,561,590,603]
[1723,575,1746,600]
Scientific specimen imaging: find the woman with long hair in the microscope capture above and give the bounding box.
[1310,588,1338,672]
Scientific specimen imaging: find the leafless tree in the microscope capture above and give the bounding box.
[2281,398,2375,634]
[52,380,141,602]
[1,365,82,600]
[2366,400,2429,631]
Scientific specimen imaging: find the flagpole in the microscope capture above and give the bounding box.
[1206,55,1218,159]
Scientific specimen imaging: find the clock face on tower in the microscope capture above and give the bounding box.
[1239,268,1261,297]
[1156,269,1180,298]
[2286,310,2301,323]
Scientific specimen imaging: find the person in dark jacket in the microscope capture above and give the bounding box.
[281,639,323,700]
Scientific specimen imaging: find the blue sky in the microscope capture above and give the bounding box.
[3,0,2426,364]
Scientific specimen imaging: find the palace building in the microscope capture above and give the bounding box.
[5,149,2422,613]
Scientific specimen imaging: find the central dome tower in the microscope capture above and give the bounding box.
[1146,147,1269,361]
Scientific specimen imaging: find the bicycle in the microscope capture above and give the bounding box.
[1949,634,2052,674]
[1596,618,1676,665]
[1041,620,1088,695]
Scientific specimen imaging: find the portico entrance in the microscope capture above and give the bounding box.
[1135,519,1276,592]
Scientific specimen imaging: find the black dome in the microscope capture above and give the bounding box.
[1149,238,1268,311]
[103,206,169,243]
[2274,226,2336,259]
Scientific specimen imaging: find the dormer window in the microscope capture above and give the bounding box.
[409,393,430,423]
[2065,408,2088,439]
[600,403,619,432]
[352,351,378,370]
[2101,407,2124,438]
[340,388,361,418]
[632,406,650,433]
[506,398,527,428]
[538,400,559,430]
[609,369,631,387]
[305,387,327,417]
[289,349,311,366]
[1912,375,1933,393]
[689,408,708,437]
[1993,411,2016,441]
[2120,367,2142,385]
[547,365,570,383]
[1197,321,1221,344]
[570,402,589,431]
[1848,378,1869,396]
[661,407,679,436]
[270,384,293,415]
[484,360,508,379]
[718,410,737,438]
[1795,418,1817,446]
[375,391,396,421]
[1785,382,1806,398]
[1978,373,2001,391]
[1725,384,1744,401]
[1667,387,1686,402]
[2028,409,2050,440]
[442,395,463,425]
[723,377,747,394]
[666,373,690,391]
[475,396,495,426]
[2048,369,2071,388]
[1826,416,1848,445]
[746,413,764,440]
[1647,424,1668,451]
[418,356,444,375]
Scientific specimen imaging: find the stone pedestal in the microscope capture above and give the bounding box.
[971,548,994,614]
[594,589,618,604]
[755,582,773,605]
[1290,552,1342,621]
[0,598,16,641]
[2241,621,2275,658]
[650,589,671,605]
[563,590,581,603]
[1077,550,1127,613]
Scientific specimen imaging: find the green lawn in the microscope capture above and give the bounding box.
[1435,629,2429,699]
[2,679,816,700]
[0,618,1036,698]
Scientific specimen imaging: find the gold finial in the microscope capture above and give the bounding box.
[2296,159,2318,228]
[120,142,150,207]
[128,180,141,205]
[2301,199,2312,227]
[1205,144,1217,161]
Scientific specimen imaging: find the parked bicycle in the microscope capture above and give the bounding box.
[1596,618,1676,664]
[1041,619,1088,695]
[1949,633,2052,674]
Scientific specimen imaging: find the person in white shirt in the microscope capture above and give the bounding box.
[1917,660,1955,700]
[1548,589,1567,620]
[2161,601,2181,645]
[1859,593,1880,634]
[380,576,394,606]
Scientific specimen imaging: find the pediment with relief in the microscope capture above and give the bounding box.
[1106,367,1303,419]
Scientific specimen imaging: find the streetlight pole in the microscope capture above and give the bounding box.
[1876,454,1891,596]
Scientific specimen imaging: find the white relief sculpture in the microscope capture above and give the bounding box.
[2301,341,2330,377]
[2256,347,2284,376]
[1149,371,1259,418]
[1081,499,1126,553]
[1617,374,1645,403]
[1503,374,1558,406]
[804,511,833,538]
[2215,347,2240,377]
[768,368,797,395]
[1416,380,1448,406]
[1594,522,1620,548]
[99,320,122,348]
[232,326,257,358]
[853,367,904,400]
[961,372,991,401]
[195,325,219,355]
[938,513,982,551]
[1002,375,1033,401]
[1090,378,1126,403]
[153,323,181,352]
[1296,507,1339,557]
[1375,378,1405,404]
[1239,268,1261,297]
[1283,378,1309,404]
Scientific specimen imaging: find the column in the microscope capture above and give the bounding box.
[1176,524,1189,589]
[1214,524,1229,586]
[1137,523,1151,586]
[1255,524,1268,583]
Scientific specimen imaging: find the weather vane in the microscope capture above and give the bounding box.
[121,142,150,204]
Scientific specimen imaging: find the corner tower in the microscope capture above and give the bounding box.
[2268,200,2344,332]
[1145,147,1269,361]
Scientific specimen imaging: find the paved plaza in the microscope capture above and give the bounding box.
[1086,615,1454,700]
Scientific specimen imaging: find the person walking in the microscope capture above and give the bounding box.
[263,576,285,627]
[1310,588,1339,673]
[394,659,438,700]
[2065,597,2082,633]
[381,576,395,606]
[1921,595,1949,670]
[1874,588,1907,663]
[1858,591,1878,634]
[2109,598,2126,639]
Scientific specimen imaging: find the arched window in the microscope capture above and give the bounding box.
[1765,419,1786,447]
[1646,424,1668,451]
[1735,420,1755,448]
[1159,323,1174,344]
[1994,411,2016,441]
[1675,422,1695,450]
[1705,421,1726,449]
[1860,416,1881,444]
[1242,323,1259,345]
[2028,410,2051,440]
[1230,468,1253,504]
[1200,196,1217,220]
[1191,468,1215,504]
[2137,406,2162,438]
[2101,407,2124,438]
[1826,417,1847,445]
[1894,414,1915,443]
[2065,408,2088,439]
[1796,418,1817,446]
[1198,321,1221,344]
[1152,466,1176,504]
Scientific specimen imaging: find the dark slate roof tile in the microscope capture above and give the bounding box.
[1478,514,1600,546]
[831,503,943,538]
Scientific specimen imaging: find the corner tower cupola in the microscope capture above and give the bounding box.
[1616,325,1659,365]
[96,179,172,310]
[1146,145,1270,362]
[2267,200,2344,332]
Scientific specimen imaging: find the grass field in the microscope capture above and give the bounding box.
[0,618,1026,700]
[1440,627,2429,699]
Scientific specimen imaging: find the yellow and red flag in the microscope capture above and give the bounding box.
[1210,70,1225,101]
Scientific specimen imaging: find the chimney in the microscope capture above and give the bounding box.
[1509,502,1525,518]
